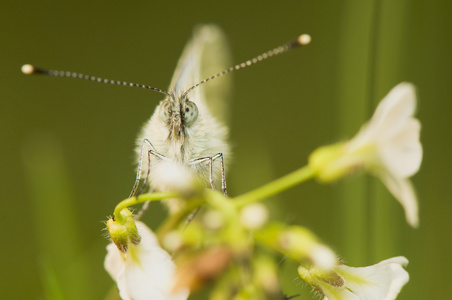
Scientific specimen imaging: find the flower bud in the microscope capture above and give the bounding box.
[106,208,141,252]
[257,223,336,269]
[240,203,269,229]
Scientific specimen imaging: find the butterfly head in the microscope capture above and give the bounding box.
[159,94,199,141]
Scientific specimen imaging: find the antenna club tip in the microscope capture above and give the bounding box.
[21,64,35,75]
[297,34,311,46]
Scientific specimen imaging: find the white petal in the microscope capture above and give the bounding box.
[366,83,417,139]
[335,257,409,300]
[379,174,419,227]
[133,221,161,249]
[105,242,125,280]
[125,248,177,299]
[378,119,422,178]
[105,243,132,300]
[322,288,360,300]
[116,267,133,300]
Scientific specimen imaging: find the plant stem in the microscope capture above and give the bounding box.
[113,192,179,222]
[233,166,315,208]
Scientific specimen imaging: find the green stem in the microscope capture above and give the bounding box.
[205,189,235,212]
[114,192,179,223]
[233,166,315,208]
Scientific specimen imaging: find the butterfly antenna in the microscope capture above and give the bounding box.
[21,64,172,98]
[182,33,311,98]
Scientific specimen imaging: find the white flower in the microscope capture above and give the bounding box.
[310,83,422,227]
[105,221,189,300]
[298,256,409,300]
[349,83,421,227]
[239,203,269,229]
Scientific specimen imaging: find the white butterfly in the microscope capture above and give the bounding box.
[132,25,232,213]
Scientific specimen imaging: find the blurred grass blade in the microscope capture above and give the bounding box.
[336,0,376,265]
[369,0,413,262]
[40,259,65,300]
[22,132,90,300]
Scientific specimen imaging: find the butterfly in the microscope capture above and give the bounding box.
[21,24,311,215]
[132,25,233,214]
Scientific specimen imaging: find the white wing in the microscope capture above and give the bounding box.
[169,24,232,125]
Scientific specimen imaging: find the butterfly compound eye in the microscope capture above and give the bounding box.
[183,101,199,126]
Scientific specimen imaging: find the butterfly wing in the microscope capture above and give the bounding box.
[169,24,232,125]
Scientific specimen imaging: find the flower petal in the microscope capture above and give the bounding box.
[323,289,360,300]
[105,243,131,300]
[379,174,419,227]
[366,83,417,139]
[133,221,160,250]
[335,257,409,300]
[105,243,125,280]
[378,118,422,178]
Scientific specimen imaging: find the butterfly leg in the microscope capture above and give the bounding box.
[181,153,226,226]
[129,139,165,197]
[189,156,215,190]
[189,153,227,196]
[131,139,167,219]
[213,153,227,197]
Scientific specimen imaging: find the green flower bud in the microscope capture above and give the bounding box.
[106,208,141,252]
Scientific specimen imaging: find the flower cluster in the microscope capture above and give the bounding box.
[104,83,422,300]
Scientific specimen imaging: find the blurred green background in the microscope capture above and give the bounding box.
[1,1,451,299]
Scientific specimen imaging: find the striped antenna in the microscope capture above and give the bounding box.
[21,64,172,98]
[182,33,311,98]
